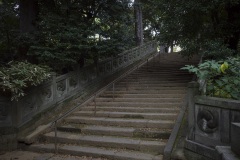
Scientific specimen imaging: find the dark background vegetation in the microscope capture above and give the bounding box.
[0,0,240,99]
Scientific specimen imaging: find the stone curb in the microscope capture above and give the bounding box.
[163,95,188,160]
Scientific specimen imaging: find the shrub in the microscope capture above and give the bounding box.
[182,57,240,100]
[0,61,51,100]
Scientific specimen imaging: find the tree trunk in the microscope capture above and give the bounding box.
[171,42,174,53]
[42,0,56,11]
[225,3,240,52]
[19,0,38,33]
[134,0,143,46]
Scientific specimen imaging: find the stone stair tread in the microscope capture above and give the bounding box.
[83,125,136,134]
[72,111,177,120]
[115,83,187,86]
[44,131,166,153]
[88,102,180,107]
[74,111,177,116]
[65,116,175,128]
[94,97,182,102]
[112,87,186,90]
[80,106,180,113]
[99,94,184,98]
[45,131,167,144]
[118,80,189,83]
[29,143,163,160]
[104,90,186,94]
[58,124,172,138]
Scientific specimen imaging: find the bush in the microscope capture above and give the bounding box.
[181,57,240,100]
[0,61,51,100]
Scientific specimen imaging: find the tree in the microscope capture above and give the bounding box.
[134,0,143,46]
[26,0,135,73]
[19,0,38,33]
[156,0,240,57]
[0,0,19,64]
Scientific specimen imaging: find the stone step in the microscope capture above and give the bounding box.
[127,74,192,77]
[132,73,188,76]
[120,78,192,82]
[64,116,175,129]
[72,111,178,120]
[24,53,199,160]
[43,131,166,154]
[111,87,187,91]
[58,125,171,139]
[80,106,180,113]
[124,72,191,76]
[132,69,190,72]
[117,80,190,84]
[104,90,186,94]
[28,143,163,160]
[94,97,182,103]
[115,83,188,87]
[88,101,180,108]
[99,93,184,98]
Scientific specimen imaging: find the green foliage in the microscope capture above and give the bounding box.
[0,0,135,74]
[142,0,240,58]
[26,0,135,73]
[0,1,19,63]
[182,57,240,100]
[180,40,234,59]
[0,61,51,100]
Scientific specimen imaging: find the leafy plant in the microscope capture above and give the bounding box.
[0,61,51,100]
[182,57,240,100]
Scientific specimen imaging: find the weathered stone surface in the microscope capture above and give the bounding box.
[185,138,218,159]
[216,146,240,160]
[195,96,240,111]
[186,91,240,160]
[231,123,240,156]
[25,53,199,160]
[30,143,164,160]
[82,125,135,137]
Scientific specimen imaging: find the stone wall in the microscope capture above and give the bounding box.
[0,41,157,151]
[185,82,240,159]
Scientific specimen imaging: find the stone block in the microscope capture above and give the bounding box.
[216,146,240,160]
[231,123,240,156]
[0,127,17,151]
[185,138,218,159]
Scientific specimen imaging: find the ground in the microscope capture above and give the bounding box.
[0,150,107,160]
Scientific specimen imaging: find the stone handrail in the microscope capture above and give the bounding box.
[0,41,157,128]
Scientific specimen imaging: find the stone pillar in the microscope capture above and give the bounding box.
[231,123,240,156]
[0,96,17,151]
[51,73,57,103]
[187,81,199,140]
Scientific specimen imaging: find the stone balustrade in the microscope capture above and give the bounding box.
[0,41,157,129]
[185,81,240,159]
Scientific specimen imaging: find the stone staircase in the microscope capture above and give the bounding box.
[27,53,199,160]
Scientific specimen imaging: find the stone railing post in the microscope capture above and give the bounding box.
[187,81,199,140]
[51,73,57,103]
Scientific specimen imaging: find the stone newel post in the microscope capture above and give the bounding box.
[187,81,199,140]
